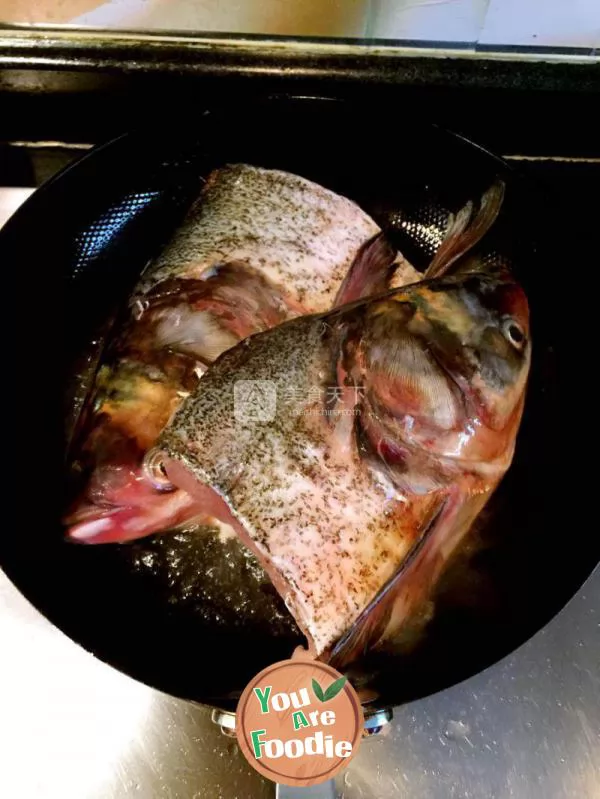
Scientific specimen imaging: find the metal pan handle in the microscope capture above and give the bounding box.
[213,707,394,799]
[275,781,337,798]
[273,710,394,798]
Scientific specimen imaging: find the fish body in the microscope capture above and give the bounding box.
[65,164,383,543]
[155,269,530,663]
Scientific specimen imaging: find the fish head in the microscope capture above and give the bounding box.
[354,271,531,473]
[64,360,202,543]
[64,267,294,544]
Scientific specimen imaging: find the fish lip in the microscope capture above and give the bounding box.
[68,517,116,542]
[63,503,132,528]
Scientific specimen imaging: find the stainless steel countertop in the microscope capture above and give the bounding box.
[1,189,598,799]
[1,563,598,798]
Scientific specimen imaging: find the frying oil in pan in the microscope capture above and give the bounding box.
[128,527,297,637]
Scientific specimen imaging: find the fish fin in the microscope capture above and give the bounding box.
[334,233,397,306]
[424,181,505,280]
[330,483,495,668]
[328,484,491,669]
[328,497,451,669]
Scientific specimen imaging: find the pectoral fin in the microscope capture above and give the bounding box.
[334,232,397,305]
[328,484,491,669]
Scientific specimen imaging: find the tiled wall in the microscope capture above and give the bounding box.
[1,0,599,50]
[480,0,599,49]
[368,0,489,44]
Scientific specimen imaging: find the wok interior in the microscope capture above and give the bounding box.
[5,100,595,711]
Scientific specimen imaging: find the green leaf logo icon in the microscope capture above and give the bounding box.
[312,676,347,703]
[312,678,325,702]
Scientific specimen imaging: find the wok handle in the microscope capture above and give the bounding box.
[275,781,337,798]
[273,709,395,796]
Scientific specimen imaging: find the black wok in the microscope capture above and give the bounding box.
[4,97,596,714]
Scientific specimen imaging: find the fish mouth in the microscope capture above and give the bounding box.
[64,502,124,526]
[66,509,129,543]
[63,461,201,545]
[64,498,143,543]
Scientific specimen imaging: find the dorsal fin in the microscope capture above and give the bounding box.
[424,181,505,280]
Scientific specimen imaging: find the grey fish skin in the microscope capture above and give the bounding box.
[156,268,530,662]
[66,164,384,544]
[152,182,517,660]
[137,164,381,311]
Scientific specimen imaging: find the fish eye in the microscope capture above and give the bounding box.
[143,448,175,492]
[502,319,526,349]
